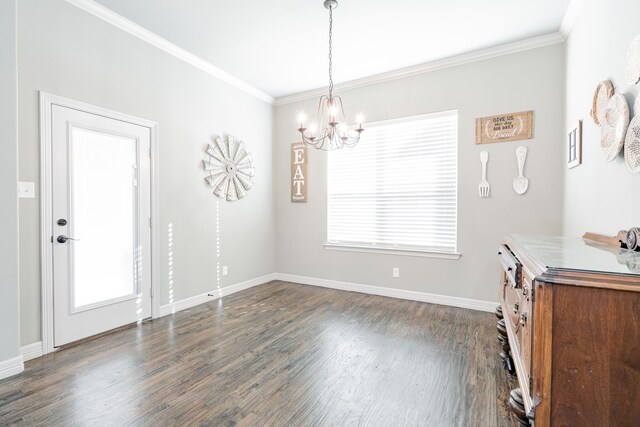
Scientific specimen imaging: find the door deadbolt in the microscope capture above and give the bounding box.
[57,218,67,226]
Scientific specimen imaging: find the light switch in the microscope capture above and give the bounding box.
[17,182,35,199]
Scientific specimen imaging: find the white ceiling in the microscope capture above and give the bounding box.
[93,0,572,99]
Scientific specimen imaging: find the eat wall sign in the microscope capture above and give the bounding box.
[476,110,533,144]
[291,142,307,203]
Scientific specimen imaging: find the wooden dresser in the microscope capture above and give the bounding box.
[496,235,640,426]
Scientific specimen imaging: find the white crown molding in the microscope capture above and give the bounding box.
[157,273,278,317]
[274,273,497,313]
[0,355,24,380]
[274,32,565,106]
[559,0,584,40]
[64,0,274,105]
[21,342,44,362]
[62,0,572,107]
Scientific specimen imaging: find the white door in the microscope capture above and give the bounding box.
[51,104,152,347]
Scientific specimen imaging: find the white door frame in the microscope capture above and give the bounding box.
[39,92,160,355]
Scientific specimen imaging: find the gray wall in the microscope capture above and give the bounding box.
[0,0,21,362]
[18,0,275,346]
[274,44,565,303]
[14,0,605,349]
[563,0,640,236]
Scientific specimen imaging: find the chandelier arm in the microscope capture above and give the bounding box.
[316,95,328,128]
[300,126,361,151]
[334,95,346,122]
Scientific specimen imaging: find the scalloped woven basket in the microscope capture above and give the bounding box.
[591,80,614,125]
[626,35,640,85]
[600,94,629,161]
[625,116,640,173]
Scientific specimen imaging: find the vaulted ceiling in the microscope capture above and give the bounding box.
[94,0,572,98]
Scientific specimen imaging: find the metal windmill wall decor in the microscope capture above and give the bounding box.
[203,135,255,201]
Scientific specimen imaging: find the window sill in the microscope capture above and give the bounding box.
[324,243,462,260]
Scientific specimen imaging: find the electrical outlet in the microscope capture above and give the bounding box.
[393,267,400,278]
[222,266,228,276]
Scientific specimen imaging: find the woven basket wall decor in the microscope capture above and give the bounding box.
[591,80,614,125]
[600,94,629,161]
[624,116,640,173]
[625,35,640,85]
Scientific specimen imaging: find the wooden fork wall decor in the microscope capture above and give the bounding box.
[478,151,490,198]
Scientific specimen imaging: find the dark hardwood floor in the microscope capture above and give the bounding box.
[0,281,516,426]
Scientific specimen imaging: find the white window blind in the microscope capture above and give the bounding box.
[327,111,458,255]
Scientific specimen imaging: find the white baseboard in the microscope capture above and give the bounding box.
[0,355,24,380]
[274,273,497,313]
[157,273,278,317]
[21,342,44,362]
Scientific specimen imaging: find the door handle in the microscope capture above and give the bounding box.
[57,235,79,243]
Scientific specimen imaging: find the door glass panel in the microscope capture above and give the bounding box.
[70,127,138,309]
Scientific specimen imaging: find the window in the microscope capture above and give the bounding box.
[327,111,458,257]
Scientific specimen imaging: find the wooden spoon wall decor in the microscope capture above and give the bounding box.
[512,146,529,195]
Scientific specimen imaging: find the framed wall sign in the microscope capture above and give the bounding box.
[291,142,307,202]
[475,110,533,144]
[568,120,582,168]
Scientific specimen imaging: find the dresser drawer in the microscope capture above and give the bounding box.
[503,279,523,331]
[498,243,533,410]
[498,244,520,288]
[516,277,533,381]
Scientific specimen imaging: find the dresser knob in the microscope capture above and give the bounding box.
[514,302,519,314]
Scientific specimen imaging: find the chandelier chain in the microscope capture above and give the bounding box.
[328,5,333,98]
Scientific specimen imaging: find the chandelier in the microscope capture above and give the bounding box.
[297,0,364,150]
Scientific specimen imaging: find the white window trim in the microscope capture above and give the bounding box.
[324,243,462,260]
[325,110,460,259]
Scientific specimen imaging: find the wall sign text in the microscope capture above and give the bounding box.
[476,111,533,144]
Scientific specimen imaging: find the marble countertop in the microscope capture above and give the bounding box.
[509,234,640,276]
